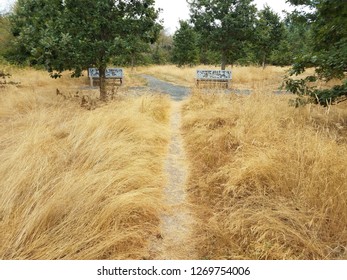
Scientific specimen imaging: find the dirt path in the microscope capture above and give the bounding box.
[149,101,195,259]
[140,75,195,259]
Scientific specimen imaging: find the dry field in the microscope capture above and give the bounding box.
[137,64,289,90]
[139,65,347,259]
[182,89,347,259]
[1,64,346,260]
[0,65,170,259]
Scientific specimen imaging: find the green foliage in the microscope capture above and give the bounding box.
[188,0,257,69]
[151,45,165,65]
[198,48,221,65]
[7,0,161,99]
[0,14,13,58]
[284,0,347,106]
[286,0,317,7]
[235,42,257,65]
[151,30,173,64]
[314,81,347,105]
[311,1,347,81]
[285,76,347,106]
[255,5,284,68]
[283,73,317,95]
[269,11,312,66]
[111,29,173,66]
[172,21,199,67]
[6,0,64,67]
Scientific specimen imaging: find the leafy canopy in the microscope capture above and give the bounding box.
[9,0,161,99]
[172,20,199,67]
[284,0,347,105]
[187,0,257,69]
[255,5,284,68]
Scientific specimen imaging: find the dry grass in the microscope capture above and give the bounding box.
[136,65,289,91]
[3,63,346,260]
[0,66,171,259]
[182,90,347,260]
[0,65,147,90]
[122,68,148,88]
[137,65,196,87]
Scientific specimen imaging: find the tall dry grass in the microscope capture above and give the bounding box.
[0,64,146,91]
[0,66,170,259]
[137,65,196,87]
[182,90,347,259]
[137,65,289,91]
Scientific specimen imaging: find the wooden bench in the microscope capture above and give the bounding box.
[196,70,232,88]
[88,68,123,87]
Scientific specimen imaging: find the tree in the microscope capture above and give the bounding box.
[7,0,64,67]
[115,35,153,70]
[284,0,347,105]
[187,0,257,70]
[255,5,284,69]
[151,30,173,65]
[270,11,312,66]
[0,13,13,59]
[9,0,161,101]
[172,20,199,67]
[309,0,347,80]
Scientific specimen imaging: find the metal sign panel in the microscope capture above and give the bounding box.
[196,70,232,80]
[88,68,123,78]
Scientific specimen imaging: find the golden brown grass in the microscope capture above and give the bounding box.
[137,65,196,87]
[136,65,289,91]
[0,65,147,90]
[182,90,347,260]
[0,66,170,259]
[3,63,346,260]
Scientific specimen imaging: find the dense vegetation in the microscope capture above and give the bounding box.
[0,0,346,100]
[1,0,346,262]
[284,0,347,104]
[3,0,161,100]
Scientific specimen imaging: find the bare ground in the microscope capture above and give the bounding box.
[148,101,196,259]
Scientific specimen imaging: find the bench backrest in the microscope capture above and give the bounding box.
[88,68,123,78]
[196,70,232,80]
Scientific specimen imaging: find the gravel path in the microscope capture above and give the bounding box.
[141,75,190,101]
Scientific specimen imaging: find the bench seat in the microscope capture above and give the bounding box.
[88,68,123,87]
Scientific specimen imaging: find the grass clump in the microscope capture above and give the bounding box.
[182,91,347,260]
[0,67,170,259]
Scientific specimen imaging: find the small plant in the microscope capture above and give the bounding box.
[0,69,11,86]
[0,69,21,87]
[284,75,347,107]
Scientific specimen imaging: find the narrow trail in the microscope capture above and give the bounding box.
[149,101,196,260]
[137,74,195,259]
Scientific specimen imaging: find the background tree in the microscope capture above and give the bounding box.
[172,20,199,67]
[8,0,161,100]
[270,11,312,66]
[0,13,13,60]
[255,5,284,69]
[151,29,173,65]
[114,35,154,70]
[188,0,257,70]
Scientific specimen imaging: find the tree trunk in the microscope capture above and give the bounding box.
[262,54,266,70]
[99,66,107,101]
[221,50,227,70]
[131,55,135,71]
